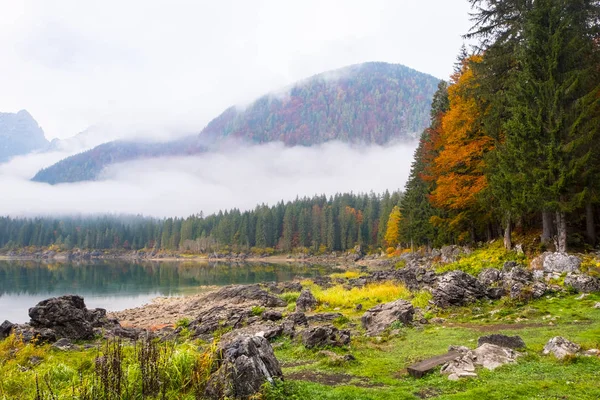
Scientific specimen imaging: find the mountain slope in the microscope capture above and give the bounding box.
[32,136,204,184]
[0,110,49,162]
[200,62,439,145]
[32,62,439,184]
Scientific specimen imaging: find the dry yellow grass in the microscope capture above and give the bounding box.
[312,281,411,311]
[329,270,363,279]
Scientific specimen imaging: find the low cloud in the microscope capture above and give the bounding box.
[0,141,417,218]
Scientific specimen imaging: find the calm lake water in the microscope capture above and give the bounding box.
[0,260,335,323]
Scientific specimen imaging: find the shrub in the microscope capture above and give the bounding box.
[435,241,527,276]
[251,306,266,316]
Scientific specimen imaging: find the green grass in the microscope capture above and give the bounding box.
[273,292,600,399]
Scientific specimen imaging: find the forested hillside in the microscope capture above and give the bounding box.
[32,62,438,184]
[0,191,403,253]
[400,0,600,252]
[200,62,439,145]
[32,136,204,184]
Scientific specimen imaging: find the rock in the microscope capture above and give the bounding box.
[407,351,461,378]
[531,282,548,298]
[594,302,600,309]
[473,343,520,370]
[285,312,308,327]
[261,310,283,321]
[355,304,363,311]
[543,336,581,359]
[190,306,251,337]
[393,264,438,291]
[301,325,351,348]
[318,350,356,364]
[564,274,600,293]
[440,245,463,263]
[52,338,76,351]
[504,266,533,284]
[583,349,600,357]
[441,343,520,379]
[12,324,57,343]
[281,281,302,293]
[502,261,519,272]
[478,334,525,350]
[478,268,503,286]
[307,313,343,323]
[296,289,318,312]
[433,271,487,307]
[205,335,283,399]
[360,299,414,336]
[28,295,110,341]
[543,253,581,273]
[206,285,286,308]
[0,320,14,339]
[486,287,506,300]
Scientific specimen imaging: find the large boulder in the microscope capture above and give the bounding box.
[441,343,520,380]
[301,325,351,348]
[433,271,487,307]
[206,285,286,308]
[542,253,581,273]
[564,274,600,293]
[360,299,414,336]
[205,335,283,399]
[543,336,581,359]
[296,289,318,312]
[28,295,109,341]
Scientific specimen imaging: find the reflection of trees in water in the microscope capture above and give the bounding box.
[0,260,332,296]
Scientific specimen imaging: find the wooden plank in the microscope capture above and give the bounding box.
[407,351,460,378]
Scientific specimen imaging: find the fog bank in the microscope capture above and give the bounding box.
[0,141,417,218]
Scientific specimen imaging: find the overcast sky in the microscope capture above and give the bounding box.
[0,0,473,140]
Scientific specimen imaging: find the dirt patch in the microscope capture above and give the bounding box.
[286,370,383,388]
[446,320,591,332]
[414,387,442,399]
[280,360,316,368]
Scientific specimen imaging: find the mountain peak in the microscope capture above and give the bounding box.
[0,110,48,162]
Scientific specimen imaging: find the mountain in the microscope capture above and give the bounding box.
[0,110,49,162]
[32,62,440,184]
[201,62,439,145]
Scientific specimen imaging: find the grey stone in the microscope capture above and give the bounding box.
[477,334,525,350]
[564,274,600,293]
[0,320,14,339]
[296,289,318,312]
[206,285,286,308]
[261,310,283,321]
[301,325,351,348]
[543,253,581,273]
[433,271,487,307]
[205,335,283,399]
[543,336,581,359]
[360,299,414,336]
[478,268,503,286]
[52,338,76,351]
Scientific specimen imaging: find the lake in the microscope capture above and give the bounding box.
[0,259,336,323]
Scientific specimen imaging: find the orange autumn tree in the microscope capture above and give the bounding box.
[429,55,494,242]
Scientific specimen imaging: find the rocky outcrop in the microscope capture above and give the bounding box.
[564,274,600,293]
[302,325,351,348]
[28,295,113,341]
[478,268,503,286]
[542,253,581,273]
[477,334,525,350]
[296,289,318,312]
[433,271,487,307]
[205,285,286,308]
[189,306,251,337]
[360,299,414,336]
[205,335,283,399]
[441,344,520,380]
[543,336,581,359]
[261,310,283,321]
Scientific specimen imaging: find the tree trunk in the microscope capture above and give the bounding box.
[555,211,567,253]
[586,202,596,246]
[541,211,553,244]
[503,214,512,250]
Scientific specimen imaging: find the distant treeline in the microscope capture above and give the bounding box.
[0,191,403,253]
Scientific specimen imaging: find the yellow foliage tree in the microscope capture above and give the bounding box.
[384,206,402,247]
